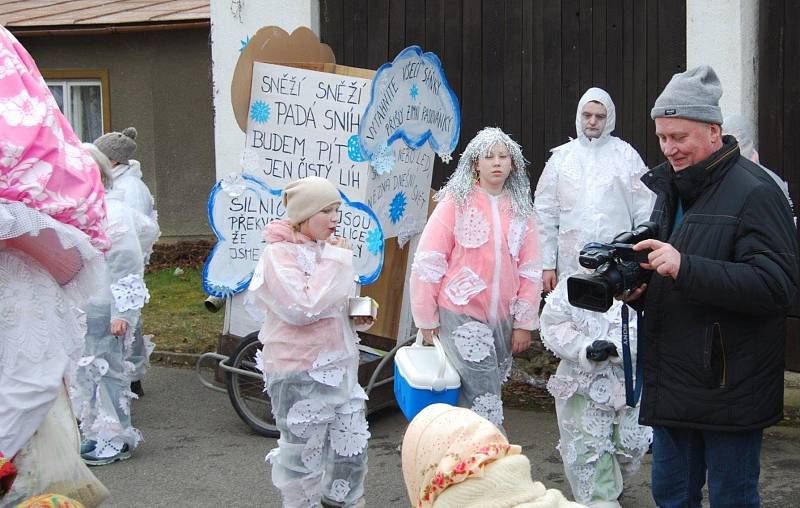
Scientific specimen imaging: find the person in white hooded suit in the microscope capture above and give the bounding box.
[534,88,655,506]
[94,127,160,397]
[534,87,655,289]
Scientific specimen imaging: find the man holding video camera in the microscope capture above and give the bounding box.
[628,65,798,507]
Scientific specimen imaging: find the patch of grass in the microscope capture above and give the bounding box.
[142,268,223,353]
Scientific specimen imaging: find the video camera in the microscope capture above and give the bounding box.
[567,222,659,312]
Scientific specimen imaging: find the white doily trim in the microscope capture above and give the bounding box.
[110,273,150,312]
[452,321,495,362]
[444,266,487,306]
[455,207,490,248]
[329,412,370,457]
[412,250,448,283]
[471,392,504,428]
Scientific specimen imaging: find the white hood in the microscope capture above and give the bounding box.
[575,87,616,146]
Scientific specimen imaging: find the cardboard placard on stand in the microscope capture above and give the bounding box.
[228,27,413,344]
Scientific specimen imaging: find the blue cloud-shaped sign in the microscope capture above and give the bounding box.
[359,45,460,163]
[203,175,384,297]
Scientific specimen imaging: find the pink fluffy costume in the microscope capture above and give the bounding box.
[410,127,542,430]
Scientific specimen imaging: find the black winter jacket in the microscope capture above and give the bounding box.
[638,137,798,431]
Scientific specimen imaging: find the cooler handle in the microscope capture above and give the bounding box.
[414,330,450,392]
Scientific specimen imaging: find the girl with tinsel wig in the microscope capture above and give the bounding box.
[409,127,542,430]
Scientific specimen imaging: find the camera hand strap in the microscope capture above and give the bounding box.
[621,304,644,407]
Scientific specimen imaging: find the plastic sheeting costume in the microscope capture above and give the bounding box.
[0,25,108,504]
[534,88,654,282]
[540,284,652,507]
[70,157,150,464]
[103,141,160,386]
[410,127,542,430]
[247,211,371,508]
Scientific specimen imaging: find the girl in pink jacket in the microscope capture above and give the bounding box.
[410,127,542,430]
[247,176,373,508]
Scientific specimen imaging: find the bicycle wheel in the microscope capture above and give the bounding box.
[225,334,279,437]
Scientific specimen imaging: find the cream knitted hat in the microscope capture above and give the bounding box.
[282,176,341,225]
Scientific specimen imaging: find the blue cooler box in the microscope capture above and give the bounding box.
[393,334,461,421]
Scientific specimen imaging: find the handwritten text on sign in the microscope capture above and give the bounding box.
[202,175,385,297]
[242,63,372,199]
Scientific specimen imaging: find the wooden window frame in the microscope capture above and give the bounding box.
[41,68,111,134]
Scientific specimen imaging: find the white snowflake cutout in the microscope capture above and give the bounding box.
[510,297,537,324]
[301,432,325,471]
[588,377,614,405]
[471,393,504,428]
[329,412,370,457]
[452,321,495,362]
[287,399,335,439]
[546,374,579,400]
[220,172,246,197]
[518,260,543,283]
[581,406,614,438]
[444,267,487,306]
[254,348,268,390]
[296,246,317,276]
[110,273,150,312]
[507,217,527,260]
[349,383,368,401]
[328,479,351,503]
[455,207,490,248]
[411,250,448,283]
[309,350,349,387]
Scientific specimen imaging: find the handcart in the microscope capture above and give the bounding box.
[196,333,414,437]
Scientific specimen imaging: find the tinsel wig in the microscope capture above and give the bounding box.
[434,127,534,217]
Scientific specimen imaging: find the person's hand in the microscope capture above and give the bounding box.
[110,319,128,337]
[327,236,351,250]
[635,239,681,279]
[352,316,373,326]
[420,328,439,345]
[586,340,618,362]
[542,269,558,293]
[511,328,532,354]
[616,283,648,302]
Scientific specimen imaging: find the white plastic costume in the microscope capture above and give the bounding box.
[534,88,654,281]
[541,284,652,507]
[112,159,160,383]
[410,128,542,430]
[70,189,150,458]
[246,220,370,508]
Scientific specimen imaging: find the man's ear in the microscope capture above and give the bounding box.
[709,123,722,144]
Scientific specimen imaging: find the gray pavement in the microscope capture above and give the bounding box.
[92,365,800,507]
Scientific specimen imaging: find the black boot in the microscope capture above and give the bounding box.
[131,380,144,397]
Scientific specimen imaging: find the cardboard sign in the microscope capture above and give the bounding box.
[203,174,385,297]
[359,45,460,165]
[240,62,433,240]
[203,175,282,297]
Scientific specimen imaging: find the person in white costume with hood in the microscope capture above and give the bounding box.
[534,87,655,290]
[94,127,160,397]
[70,144,150,466]
[535,88,655,506]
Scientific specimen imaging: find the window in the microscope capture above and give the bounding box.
[42,69,110,142]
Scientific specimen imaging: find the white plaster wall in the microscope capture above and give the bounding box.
[687,0,758,133]
[210,0,320,337]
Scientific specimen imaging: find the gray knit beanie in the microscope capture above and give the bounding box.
[94,126,137,164]
[651,65,723,125]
